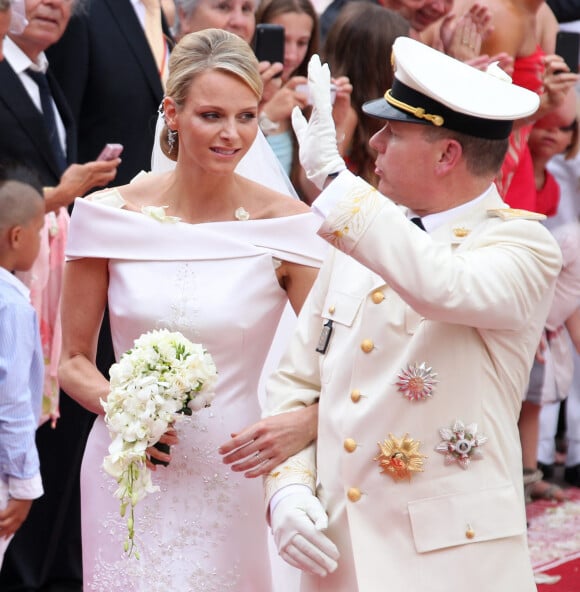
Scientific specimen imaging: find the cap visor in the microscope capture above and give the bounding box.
[362,97,430,125]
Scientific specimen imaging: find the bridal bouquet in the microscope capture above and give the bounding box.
[101,329,218,557]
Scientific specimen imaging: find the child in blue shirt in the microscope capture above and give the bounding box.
[0,178,45,566]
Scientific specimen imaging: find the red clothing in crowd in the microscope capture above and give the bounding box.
[496,46,545,206]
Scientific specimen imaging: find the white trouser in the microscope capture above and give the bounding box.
[538,347,580,466]
[566,348,580,466]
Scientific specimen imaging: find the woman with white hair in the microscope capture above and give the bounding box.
[173,0,258,43]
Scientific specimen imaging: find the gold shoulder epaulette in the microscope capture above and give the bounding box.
[487,208,546,221]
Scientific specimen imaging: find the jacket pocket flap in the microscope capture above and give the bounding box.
[408,483,525,553]
[322,291,363,327]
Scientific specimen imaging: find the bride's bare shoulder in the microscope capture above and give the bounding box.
[86,171,171,212]
[240,177,311,218]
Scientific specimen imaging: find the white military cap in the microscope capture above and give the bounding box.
[362,36,540,139]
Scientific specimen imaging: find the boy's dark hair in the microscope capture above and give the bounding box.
[0,163,44,231]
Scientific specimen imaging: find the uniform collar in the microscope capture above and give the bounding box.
[407,185,493,234]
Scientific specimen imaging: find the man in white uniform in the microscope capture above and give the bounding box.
[264,38,563,592]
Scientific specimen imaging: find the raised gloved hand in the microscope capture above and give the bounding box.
[271,490,339,577]
[291,55,346,190]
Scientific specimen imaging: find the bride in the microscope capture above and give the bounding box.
[58,29,325,591]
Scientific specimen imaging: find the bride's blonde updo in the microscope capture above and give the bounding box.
[160,28,263,161]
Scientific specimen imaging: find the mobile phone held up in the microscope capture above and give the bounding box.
[254,24,284,77]
[97,143,124,161]
[555,31,580,74]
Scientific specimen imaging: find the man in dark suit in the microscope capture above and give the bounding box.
[0,3,119,210]
[47,0,173,187]
[0,1,120,590]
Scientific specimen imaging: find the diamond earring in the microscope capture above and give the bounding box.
[167,128,177,153]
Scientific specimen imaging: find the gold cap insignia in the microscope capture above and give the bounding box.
[384,89,444,127]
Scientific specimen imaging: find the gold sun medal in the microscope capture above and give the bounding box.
[374,433,426,482]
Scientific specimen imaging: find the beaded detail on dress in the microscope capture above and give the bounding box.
[87,416,244,591]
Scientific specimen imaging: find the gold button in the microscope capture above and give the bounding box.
[328,305,336,314]
[371,291,384,304]
[350,389,361,403]
[465,527,475,539]
[347,487,362,502]
[344,438,357,453]
[361,339,374,353]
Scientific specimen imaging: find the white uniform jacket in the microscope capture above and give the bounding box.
[264,173,562,592]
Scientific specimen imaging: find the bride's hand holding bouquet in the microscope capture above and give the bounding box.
[101,329,218,557]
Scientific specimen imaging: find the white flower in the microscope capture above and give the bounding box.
[141,205,181,223]
[101,329,218,557]
[234,206,250,221]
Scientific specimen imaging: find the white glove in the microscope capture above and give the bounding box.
[291,55,346,190]
[271,490,339,577]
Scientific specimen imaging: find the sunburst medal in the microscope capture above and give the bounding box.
[396,361,438,401]
[374,433,426,482]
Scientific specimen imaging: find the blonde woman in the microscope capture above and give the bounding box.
[59,29,324,591]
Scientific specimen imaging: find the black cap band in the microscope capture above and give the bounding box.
[362,79,514,140]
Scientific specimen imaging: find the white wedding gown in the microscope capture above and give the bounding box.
[67,196,325,591]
